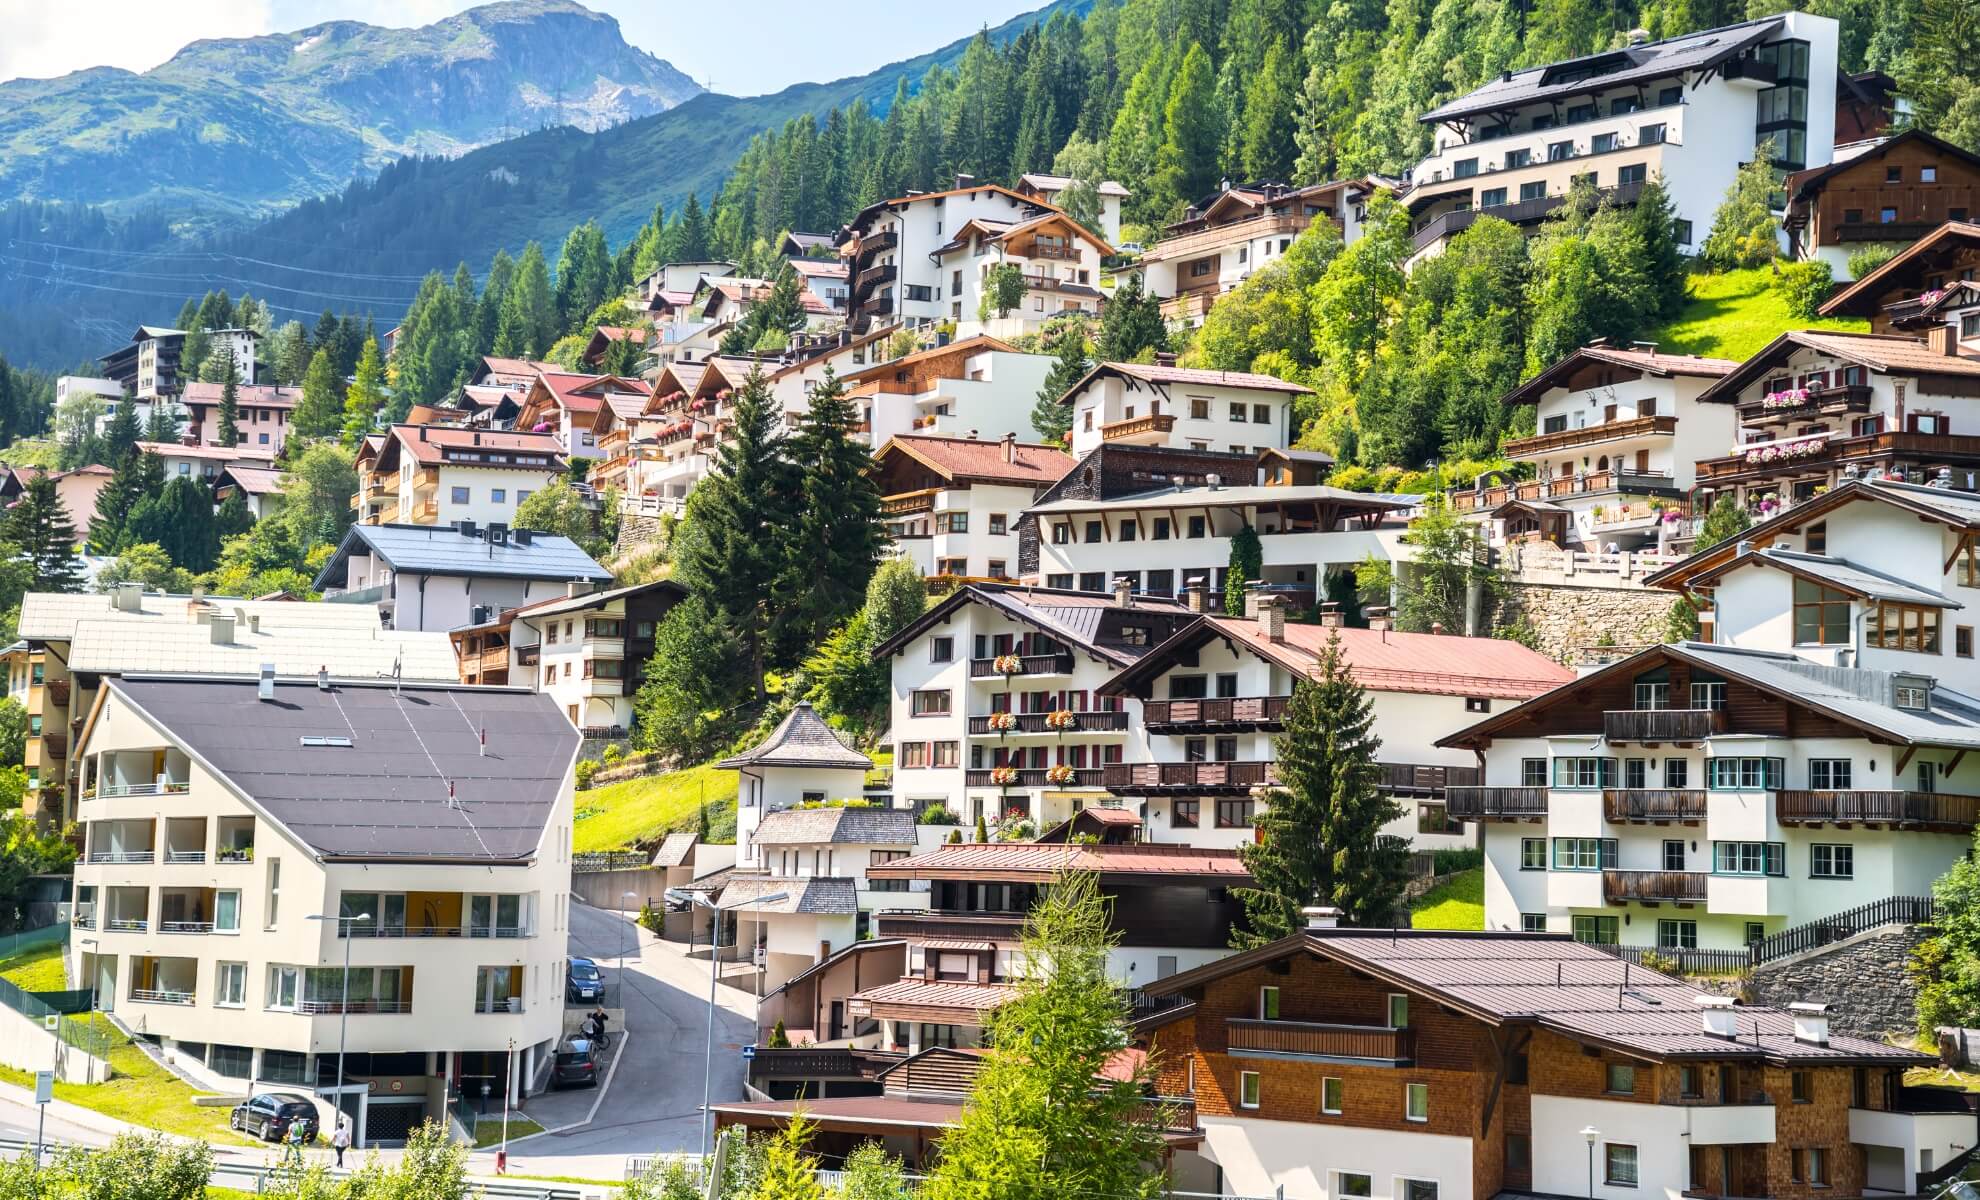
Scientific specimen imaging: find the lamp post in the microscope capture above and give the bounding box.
[1583,1125,1602,1199]
[692,890,786,1158]
[499,1037,515,1171]
[620,890,638,1005]
[307,911,372,1144]
[77,937,97,1085]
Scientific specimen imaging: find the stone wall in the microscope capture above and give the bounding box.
[1491,581,1674,663]
[614,511,666,561]
[1746,925,1927,1039]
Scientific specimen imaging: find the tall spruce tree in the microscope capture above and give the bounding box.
[782,368,885,658]
[87,448,155,555]
[496,242,557,359]
[1096,275,1168,362]
[293,348,343,442]
[126,477,219,574]
[103,391,141,463]
[340,339,386,449]
[1031,322,1089,442]
[1225,525,1264,615]
[1235,631,1409,942]
[144,399,180,444]
[214,352,241,447]
[7,475,83,593]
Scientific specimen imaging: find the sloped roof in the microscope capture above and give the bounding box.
[313,524,611,590]
[1698,330,1980,402]
[866,841,1250,884]
[1499,345,1740,407]
[1681,546,1958,607]
[382,424,566,469]
[851,978,1020,1015]
[877,435,1075,488]
[1821,220,1980,316]
[1160,617,1575,700]
[719,874,857,915]
[67,619,458,680]
[180,382,302,409]
[102,676,577,864]
[1019,172,1132,197]
[870,583,1198,670]
[20,590,381,643]
[508,580,685,626]
[752,806,917,846]
[1058,362,1314,404]
[133,441,274,464]
[652,831,699,868]
[717,702,872,771]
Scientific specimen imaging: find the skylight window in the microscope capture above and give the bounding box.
[299,735,354,748]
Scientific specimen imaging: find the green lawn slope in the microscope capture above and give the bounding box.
[1409,868,1484,931]
[571,762,737,853]
[1647,267,1868,361]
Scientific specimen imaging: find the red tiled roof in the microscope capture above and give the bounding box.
[133,441,274,463]
[180,382,302,409]
[880,435,1075,487]
[866,841,1250,883]
[595,326,649,344]
[1205,619,1574,700]
[787,258,848,279]
[534,372,646,416]
[386,425,566,467]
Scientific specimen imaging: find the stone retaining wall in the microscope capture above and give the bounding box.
[1492,582,1674,663]
[1747,925,1928,1039]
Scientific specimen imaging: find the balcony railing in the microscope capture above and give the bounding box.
[105,917,148,932]
[1136,1095,1201,1134]
[1503,414,1677,458]
[473,998,526,1014]
[1144,213,1310,264]
[1604,709,1726,741]
[41,734,65,760]
[46,681,70,707]
[1736,384,1871,425]
[874,910,1028,942]
[1378,761,1483,794]
[89,850,154,865]
[1102,761,1278,792]
[1603,870,1708,904]
[966,711,1130,735]
[880,489,939,516]
[1413,179,1646,254]
[1142,697,1290,730]
[164,850,205,864]
[969,653,1074,678]
[342,924,534,939]
[160,921,214,934]
[1776,791,1980,829]
[1444,786,1548,820]
[1604,789,1709,822]
[1227,1018,1415,1063]
[1099,413,1176,442]
[1449,467,1679,512]
[855,263,897,292]
[963,768,1105,789]
[296,999,413,1015]
[100,781,190,798]
[129,988,194,1006]
[852,229,898,261]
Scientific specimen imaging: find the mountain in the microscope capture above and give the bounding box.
[0,0,701,222]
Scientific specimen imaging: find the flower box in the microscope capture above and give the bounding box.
[990,766,1020,786]
[986,712,1018,732]
[1043,710,1077,731]
[992,654,1026,675]
[1044,764,1077,785]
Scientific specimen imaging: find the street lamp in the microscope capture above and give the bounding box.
[620,890,638,1004]
[307,911,372,1144]
[1582,1125,1602,1199]
[77,937,97,1085]
[692,890,786,1158]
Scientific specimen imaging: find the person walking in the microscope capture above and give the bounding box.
[331,1119,350,1168]
[283,1117,308,1166]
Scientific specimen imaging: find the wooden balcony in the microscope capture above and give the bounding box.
[881,489,939,516]
[1100,413,1176,444]
[1503,414,1677,458]
[852,229,898,262]
[963,767,1105,789]
[747,1046,905,1081]
[1226,1018,1415,1064]
[874,911,1027,942]
[1144,213,1309,265]
[1603,869,1708,904]
[1444,786,1548,820]
[966,711,1130,735]
[1604,709,1726,742]
[1448,468,1678,512]
[1378,762,1482,795]
[1736,384,1872,426]
[46,680,69,707]
[472,645,510,676]
[1102,761,1277,794]
[1158,291,1217,322]
[1775,790,1980,830]
[855,263,897,292]
[1603,789,1708,823]
[1142,697,1290,731]
[969,653,1074,679]
[40,733,65,760]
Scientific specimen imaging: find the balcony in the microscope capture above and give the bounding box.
[1721,55,1779,85]
[1504,414,1677,458]
[1776,790,1980,830]
[1142,697,1289,731]
[859,297,894,318]
[296,999,413,1015]
[1102,761,1278,794]
[881,489,938,517]
[856,263,897,292]
[1736,384,1872,426]
[853,229,898,262]
[99,780,190,798]
[46,680,69,707]
[1448,466,1679,512]
[963,767,1105,789]
[1158,291,1216,323]
[1226,1018,1415,1064]
[969,653,1074,679]
[1143,213,1310,265]
[1378,762,1483,795]
[1412,179,1646,254]
[966,711,1130,736]
[1444,786,1548,820]
[874,910,1028,942]
[40,734,65,760]
[1099,413,1176,444]
[88,850,154,865]
[343,922,534,939]
[1604,709,1726,742]
[129,987,194,1005]
[1603,869,1708,904]
[1604,789,1709,823]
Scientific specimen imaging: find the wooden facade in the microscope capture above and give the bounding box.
[1788,132,1980,258]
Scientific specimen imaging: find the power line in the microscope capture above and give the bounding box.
[0,258,419,306]
[4,237,450,284]
[0,269,408,323]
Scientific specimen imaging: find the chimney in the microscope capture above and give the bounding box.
[1302,906,1342,930]
[112,582,142,612]
[1184,576,1209,613]
[1002,432,1017,463]
[256,663,276,702]
[419,426,428,440]
[1789,1001,1830,1045]
[1928,324,1960,357]
[513,528,533,546]
[1243,580,1269,617]
[1697,994,1739,1039]
[1207,474,1222,491]
[1257,595,1286,643]
[316,666,330,691]
[1430,622,1446,635]
[1366,606,1393,633]
[209,613,236,645]
[568,580,592,599]
[458,519,478,539]
[1154,350,1179,367]
[1113,576,1135,608]
[1319,602,1344,629]
[1626,26,1650,43]
[1735,539,1754,557]
[954,172,977,189]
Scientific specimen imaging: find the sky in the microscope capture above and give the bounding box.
[0,0,1045,93]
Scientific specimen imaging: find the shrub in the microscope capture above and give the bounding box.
[1846,242,1904,280]
[601,744,625,767]
[1776,259,1834,319]
[1431,847,1484,875]
[918,803,960,825]
[945,829,964,844]
[1638,950,1681,975]
[768,1019,791,1048]
[574,759,599,790]
[974,814,989,843]
[637,902,664,935]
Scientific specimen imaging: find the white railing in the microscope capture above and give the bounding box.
[129,988,193,1005]
[99,782,189,798]
[342,924,534,940]
[164,851,204,864]
[160,921,213,934]
[89,851,153,865]
[295,999,413,1015]
[1498,541,1684,587]
[106,918,147,932]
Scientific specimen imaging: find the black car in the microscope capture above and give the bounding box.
[551,1040,599,1089]
[566,956,603,1003]
[230,1092,319,1142]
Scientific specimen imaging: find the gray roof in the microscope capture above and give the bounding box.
[1746,548,1959,607]
[652,831,699,868]
[313,523,612,591]
[719,874,858,916]
[1665,642,1980,748]
[509,579,685,625]
[1419,17,1782,124]
[718,703,872,771]
[752,806,917,846]
[105,676,578,863]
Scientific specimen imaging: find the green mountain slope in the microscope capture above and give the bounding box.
[0,0,700,221]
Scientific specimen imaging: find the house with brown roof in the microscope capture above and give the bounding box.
[211,463,286,521]
[354,424,565,527]
[1786,130,1980,278]
[1059,359,1311,457]
[1818,220,1980,334]
[515,373,647,463]
[579,325,650,370]
[178,381,300,457]
[874,433,1075,581]
[133,441,274,486]
[839,335,1054,447]
[722,701,875,873]
[932,210,1111,339]
[1015,172,1133,242]
[1139,918,1961,1200]
[1138,178,1386,323]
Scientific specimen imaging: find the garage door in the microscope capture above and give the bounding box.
[362,1099,429,1145]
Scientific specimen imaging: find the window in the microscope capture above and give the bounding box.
[1641,123,1666,144]
[911,690,951,716]
[1553,838,1617,870]
[1404,1082,1428,1122]
[1961,627,1974,658]
[1338,1175,1373,1199]
[1811,843,1854,879]
[1052,523,1070,545]
[929,637,954,663]
[1238,1070,1261,1109]
[491,488,506,504]
[1387,993,1409,1028]
[1803,1147,1829,1186]
[1573,915,1619,944]
[1809,759,1851,790]
[1662,839,1685,871]
[1119,521,1137,542]
[1664,759,1689,788]
[1171,798,1200,828]
[987,513,1006,536]
[1675,219,1693,245]
[1633,678,1670,711]
[1883,207,1900,223]
[1321,1076,1343,1114]
[1190,398,1209,419]
[1259,987,1280,1020]
[1214,798,1253,828]
[900,743,928,768]
[1714,841,1786,876]
[1707,757,1783,790]
[1229,403,1247,423]
[1188,516,1206,538]
[1845,207,1865,224]
[215,890,240,934]
[1520,912,1547,932]
[216,962,246,1008]
[1466,697,1491,713]
[1680,1065,1702,1098]
[1746,921,1767,945]
[1657,919,1698,950]
[451,486,470,504]
[1520,838,1547,871]
[1553,758,1616,789]
[1454,158,1479,178]
[1625,759,1648,789]
[1618,163,1646,185]
[931,741,959,768]
[1902,684,1933,714]
[944,512,968,534]
[1606,1063,1636,1094]
[1548,139,1574,161]
[1152,518,1171,540]
[267,965,299,1010]
[1505,148,1532,169]
[1521,758,1547,787]
[1888,165,1904,183]
[1605,1144,1639,1188]
[1252,404,1271,425]
[1869,602,1942,653]
[1794,578,1852,645]
[265,858,280,928]
[1591,132,1618,153]
[1925,165,1940,182]
[1480,187,1508,207]
[1084,521,1102,544]
[1792,1070,1812,1102]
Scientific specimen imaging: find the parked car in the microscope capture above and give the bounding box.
[551,1040,599,1089]
[230,1092,319,1142]
[566,956,603,1002]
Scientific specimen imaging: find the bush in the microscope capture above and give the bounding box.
[1776,259,1834,319]
[575,760,599,790]
[1638,949,1681,975]
[1846,242,1905,280]
[1431,847,1484,875]
[601,744,625,767]
[918,803,960,825]
[768,1019,791,1048]
[945,828,964,844]
[638,902,664,935]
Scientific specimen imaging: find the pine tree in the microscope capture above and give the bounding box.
[1236,632,1409,943]
[1032,322,1090,442]
[1701,138,1783,269]
[103,391,141,463]
[214,490,255,542]
[143,400,179,444]
[1632,175,1689,320]
[1155,43,1223,215]
[87,449,155,555]
[782,368,885,658]
[1693,495,1752,552]
[555,221,615,331]
[340,339,386,449]
[677,193,713,261]
[294,348,343,442]
[1225,525,1264,615]
[126,477,219,574]
[215,352,240,448]
[497,242,557,359]
[749,1112,826,1200]
[1096,275,1168,363]
[6,475,83,593]
[1240,38,1301,180]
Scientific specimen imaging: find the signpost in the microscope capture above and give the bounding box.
[740,1044,756,1061]
[33,1070,52,1169]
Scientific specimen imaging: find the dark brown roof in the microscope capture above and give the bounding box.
[717,702,872,771]
[876,434,1075,488]
[751,806,916,846]
[1498,344,1739,407]
[1821,220,1980,316]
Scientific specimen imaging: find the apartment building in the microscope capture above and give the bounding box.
[787,258,851,317]
[579,390,650,500]
[71,673,578,1145]
[135,441,271,485]
[840,178,1070,332]
[1689,326,1980,511]
[1786,130,1980,278]
[515,373,648,463]
[1013,173,1131,241]
[841,337,1053,449]
[935,211,1110,339]
[1096,599,1572,851]
[1141,922,1958,1200]
[1138,179,1383,324]
[1819,220,1980,333]
[1059,362,1309,457]
[726,701,877,877]
[875,434,1074,581]
[16,586,459,826]
[178,382,296,456]
[1404,14,1839,265]
[99,326,257,401]
[211,465,286,522]
[313,522,612,634]
[352,425,565,528]
[1448,343,1738,550]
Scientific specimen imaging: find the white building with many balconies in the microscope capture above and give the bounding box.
[839,178,1071,332]
[874,434,1074,582]
[1059,362,1311,458]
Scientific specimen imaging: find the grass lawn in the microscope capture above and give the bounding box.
[472,1113,545,1148]
[572,761,737,852]
[0,1014,256,1144]
[1410,868,1484,931]
[1646,267,1869,361]
[0,941,69,992]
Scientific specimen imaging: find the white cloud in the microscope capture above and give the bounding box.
[0,0,275,83]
